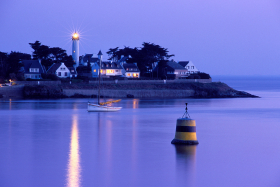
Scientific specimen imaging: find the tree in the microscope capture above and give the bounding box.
[0,52,8,79]
[6,51,31,79]
[107,47,119,60]
[29,41,74,68]
[107,42,174,77]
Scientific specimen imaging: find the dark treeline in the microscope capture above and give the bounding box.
[0,41,174,81]
[107,42,174,77]
[0,41,74,81]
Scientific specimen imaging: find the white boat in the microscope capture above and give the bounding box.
[87,103,122,112]
[87,51,122,112]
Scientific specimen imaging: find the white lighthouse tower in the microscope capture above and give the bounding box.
[72,32,79,69]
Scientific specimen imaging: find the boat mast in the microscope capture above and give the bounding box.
[98,50,103,105]
[98,59,101,105]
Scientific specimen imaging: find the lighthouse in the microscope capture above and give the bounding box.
[72,32,79,69]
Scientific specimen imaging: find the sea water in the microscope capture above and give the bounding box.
[0,76,280,187]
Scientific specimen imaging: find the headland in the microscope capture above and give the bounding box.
[0,79,258,99]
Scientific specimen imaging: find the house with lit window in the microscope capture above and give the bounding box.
[47,62,71,78]
[98,61,123,78]
[22,60,46,79]
[91,62,100,77]
[178,61,199,75]
[123,63,140,78]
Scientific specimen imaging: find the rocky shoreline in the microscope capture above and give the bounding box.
[21,82,259,99]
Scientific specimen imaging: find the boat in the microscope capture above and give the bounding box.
[87,52,122,112]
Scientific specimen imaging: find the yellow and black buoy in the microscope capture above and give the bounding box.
[171,103,199,145]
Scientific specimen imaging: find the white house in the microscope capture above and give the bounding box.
[100,61,123,77]
[122,63,140,78]
[178,61,199,75]
[47,62,71,78]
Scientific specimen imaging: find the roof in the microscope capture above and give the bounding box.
[166,61,186,71]
[101,61,123,69]
[47,63,61,73]
[178,61,190,67]
[22,60,45,74]
[98,50,103,55]
[68,67,77,75]
[123,63,140,72]
[118,56,129,62]
[82,54,99,63]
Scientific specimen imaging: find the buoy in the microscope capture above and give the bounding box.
[171,103,199,145]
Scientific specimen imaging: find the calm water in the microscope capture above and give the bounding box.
[1,76,280,187]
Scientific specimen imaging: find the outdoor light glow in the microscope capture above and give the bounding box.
[72,33,79,40]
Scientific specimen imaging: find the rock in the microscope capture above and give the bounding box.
[127,94,134,98]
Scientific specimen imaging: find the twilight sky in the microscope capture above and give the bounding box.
[1,0,280,75]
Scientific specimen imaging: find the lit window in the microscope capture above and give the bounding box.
[133,73,136,77]
[73,51,75,53]
[94,69,96,72]
[127,73,131,76]
[106,70,114,73]
[100,70,103,73]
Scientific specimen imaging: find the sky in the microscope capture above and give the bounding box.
[1,0,280,76]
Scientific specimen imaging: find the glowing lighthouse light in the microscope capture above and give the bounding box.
[72,33,79,40]
[72,32,79,69]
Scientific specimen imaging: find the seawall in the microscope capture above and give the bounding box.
[0,85,24,99]
[63,89,195,98]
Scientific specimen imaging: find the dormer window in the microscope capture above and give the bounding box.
[29,68,39,72]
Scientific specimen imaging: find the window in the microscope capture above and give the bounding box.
[107,70,114,73]
[187,66,189,69]
[126,68,129,71]
[192,66,194,69]
[100,70,103,73]
[65,72,67,76]
[71,70,74,72]
[29,68,39,72]
[127,73,131,76]
[94,69,96,72]
[58,72,61,76]
[116,70,118,72]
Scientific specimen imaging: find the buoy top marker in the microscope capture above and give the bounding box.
[182,103,191,119]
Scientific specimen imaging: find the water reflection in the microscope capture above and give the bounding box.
[174,145,197,185]
[132,99,139,109]
[67,115,81,187]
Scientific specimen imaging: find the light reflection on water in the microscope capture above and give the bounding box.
[1,89,280,187]
[67,115,81,187]
[174,145,197,186]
